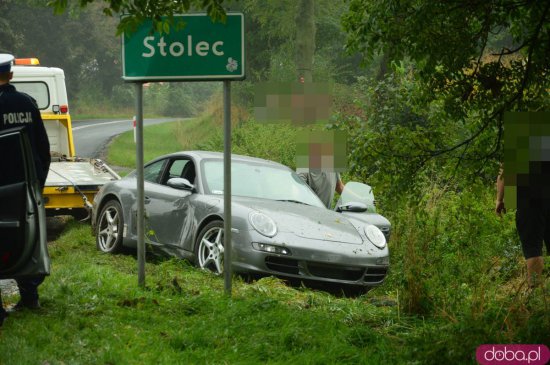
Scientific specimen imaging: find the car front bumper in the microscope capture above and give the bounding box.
[230,229,390,287]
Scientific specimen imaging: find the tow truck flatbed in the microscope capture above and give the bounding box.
[44,159,120,211]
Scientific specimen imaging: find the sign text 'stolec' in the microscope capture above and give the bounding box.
[142,36,224,58]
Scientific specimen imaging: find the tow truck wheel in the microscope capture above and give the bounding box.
[96,200,124,253]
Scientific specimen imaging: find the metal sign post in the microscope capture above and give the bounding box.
[123,13,244,294]
[223,80,232,295]
[135,82,146,288]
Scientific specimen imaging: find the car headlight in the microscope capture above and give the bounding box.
[364,225,386,249]
[249,212,277,237]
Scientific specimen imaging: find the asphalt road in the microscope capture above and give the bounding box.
[72,118,182,158]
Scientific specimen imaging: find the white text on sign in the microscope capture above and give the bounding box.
[142,36,224,58]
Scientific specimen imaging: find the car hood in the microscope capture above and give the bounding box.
[232,196,363,244]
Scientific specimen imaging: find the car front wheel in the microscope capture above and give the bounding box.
[195,220,224,274]
[96,200,124,253]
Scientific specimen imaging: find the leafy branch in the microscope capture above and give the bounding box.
[47,0,230,34]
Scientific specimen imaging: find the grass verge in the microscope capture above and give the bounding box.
[1,220,546,364]
[106,116,220,168]
[0,220,402,364]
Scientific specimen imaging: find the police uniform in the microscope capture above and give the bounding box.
[0,55,50,187]
[0,54,50,324]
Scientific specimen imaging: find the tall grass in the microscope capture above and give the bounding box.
[382,179,549,354]
[197,119,302,169]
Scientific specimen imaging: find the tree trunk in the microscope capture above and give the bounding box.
[295,0,315,83]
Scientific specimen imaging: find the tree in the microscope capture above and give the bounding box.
[295,0,315,83]
[239,0,298,82]
[0,1,120,97]
[341,0,550,175]
[234,0,370,84]
[48,0,229,34]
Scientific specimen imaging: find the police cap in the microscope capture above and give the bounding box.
[0,54,14,73]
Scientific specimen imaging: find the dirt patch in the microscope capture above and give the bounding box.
[46,216,72,241]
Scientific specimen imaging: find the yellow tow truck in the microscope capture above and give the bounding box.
[11,58,119,217]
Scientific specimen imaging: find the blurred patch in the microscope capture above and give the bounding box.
[254,82,332,124]
[295,130,347,172]
[503,112,550,209]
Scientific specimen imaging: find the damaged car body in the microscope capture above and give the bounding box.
[91,151,391,292]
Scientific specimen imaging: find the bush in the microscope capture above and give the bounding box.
[326,73,548,348]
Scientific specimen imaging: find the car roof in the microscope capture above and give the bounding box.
[161,150,288,169]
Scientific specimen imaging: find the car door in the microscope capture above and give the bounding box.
[0,127,49,278]
[144,157,195,249]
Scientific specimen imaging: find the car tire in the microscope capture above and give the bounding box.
[194,220,224,274]
[96,200,124,253]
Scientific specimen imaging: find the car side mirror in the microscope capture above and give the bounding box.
[167,177,194,191]
[336,202,368,213]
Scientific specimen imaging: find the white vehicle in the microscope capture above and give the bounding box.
[11,58,119,217]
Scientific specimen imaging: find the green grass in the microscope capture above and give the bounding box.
[106,116,219,168]
[2,219,547,364]
[0,220,403,364]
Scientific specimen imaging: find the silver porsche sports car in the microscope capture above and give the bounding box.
[91,151,390,291]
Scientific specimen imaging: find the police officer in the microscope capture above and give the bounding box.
[0,54,51,326]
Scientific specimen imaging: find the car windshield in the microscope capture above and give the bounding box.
[202,159,325,208]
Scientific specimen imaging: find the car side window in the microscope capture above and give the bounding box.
[163,158,196,185]
[168,159,188,179]
[143,159,167,184]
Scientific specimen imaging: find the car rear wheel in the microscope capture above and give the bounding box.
[96,200,124,253]
[195,220,224,274]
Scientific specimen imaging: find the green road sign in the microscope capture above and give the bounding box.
[122,14,245,81]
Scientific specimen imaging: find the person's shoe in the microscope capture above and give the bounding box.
[13,299,40,310]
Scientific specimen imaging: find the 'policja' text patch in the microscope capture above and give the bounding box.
[3,112,33,126]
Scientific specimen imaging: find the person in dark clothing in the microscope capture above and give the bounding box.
[0,57,50,186]
[496,162,550,289]
[0,54,51,326]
